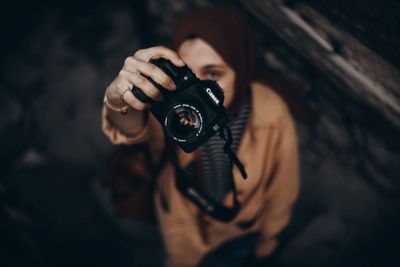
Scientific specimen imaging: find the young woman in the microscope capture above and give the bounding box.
[102,7,299,267]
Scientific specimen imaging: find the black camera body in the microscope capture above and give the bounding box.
[132,58,228,153]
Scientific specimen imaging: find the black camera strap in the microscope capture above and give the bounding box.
[167,126,247,222]
[219,126,248,180]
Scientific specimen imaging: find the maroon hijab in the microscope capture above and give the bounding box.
[172,6,257,115]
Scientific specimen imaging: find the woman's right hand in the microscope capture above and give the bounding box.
[105,46,185,112]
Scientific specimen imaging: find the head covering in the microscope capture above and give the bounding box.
[172,6,257,114]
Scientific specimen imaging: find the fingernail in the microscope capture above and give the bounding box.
[178,59,185,66]
[169,81,177,90]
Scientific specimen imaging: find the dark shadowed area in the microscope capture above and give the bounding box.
[1,0,399,267]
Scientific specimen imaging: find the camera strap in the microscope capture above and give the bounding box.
[167,126,247,222]
[218,126,248,180]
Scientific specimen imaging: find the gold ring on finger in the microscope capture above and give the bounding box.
[120,87,132,102]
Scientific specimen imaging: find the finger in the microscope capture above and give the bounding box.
[106,77,128,106]
[134,46,185,67]
[127,58,177,91]
[122,89,149,111]
[112,76,148,111]
[121,70,163,102]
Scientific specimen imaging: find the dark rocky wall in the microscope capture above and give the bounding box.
[0,1,399,267]
[234,1,400,266]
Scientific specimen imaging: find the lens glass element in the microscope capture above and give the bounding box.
[165,104,203,142]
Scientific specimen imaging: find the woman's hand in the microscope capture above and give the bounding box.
[105,46,185,112]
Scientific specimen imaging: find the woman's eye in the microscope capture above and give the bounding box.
[206,72,220,81]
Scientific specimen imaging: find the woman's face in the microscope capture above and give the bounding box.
[177,38,236,108]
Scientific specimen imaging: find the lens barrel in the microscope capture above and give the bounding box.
[165,104,204,142]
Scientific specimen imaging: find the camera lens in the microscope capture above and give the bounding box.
[165,104,203,142]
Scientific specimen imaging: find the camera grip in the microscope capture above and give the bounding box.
[131,87,153,104]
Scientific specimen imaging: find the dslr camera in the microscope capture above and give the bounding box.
[132,58,228,153]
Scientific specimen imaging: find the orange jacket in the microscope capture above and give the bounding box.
[102,82,300,267]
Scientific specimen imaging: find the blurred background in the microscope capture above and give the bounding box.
[1,0,399,266]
